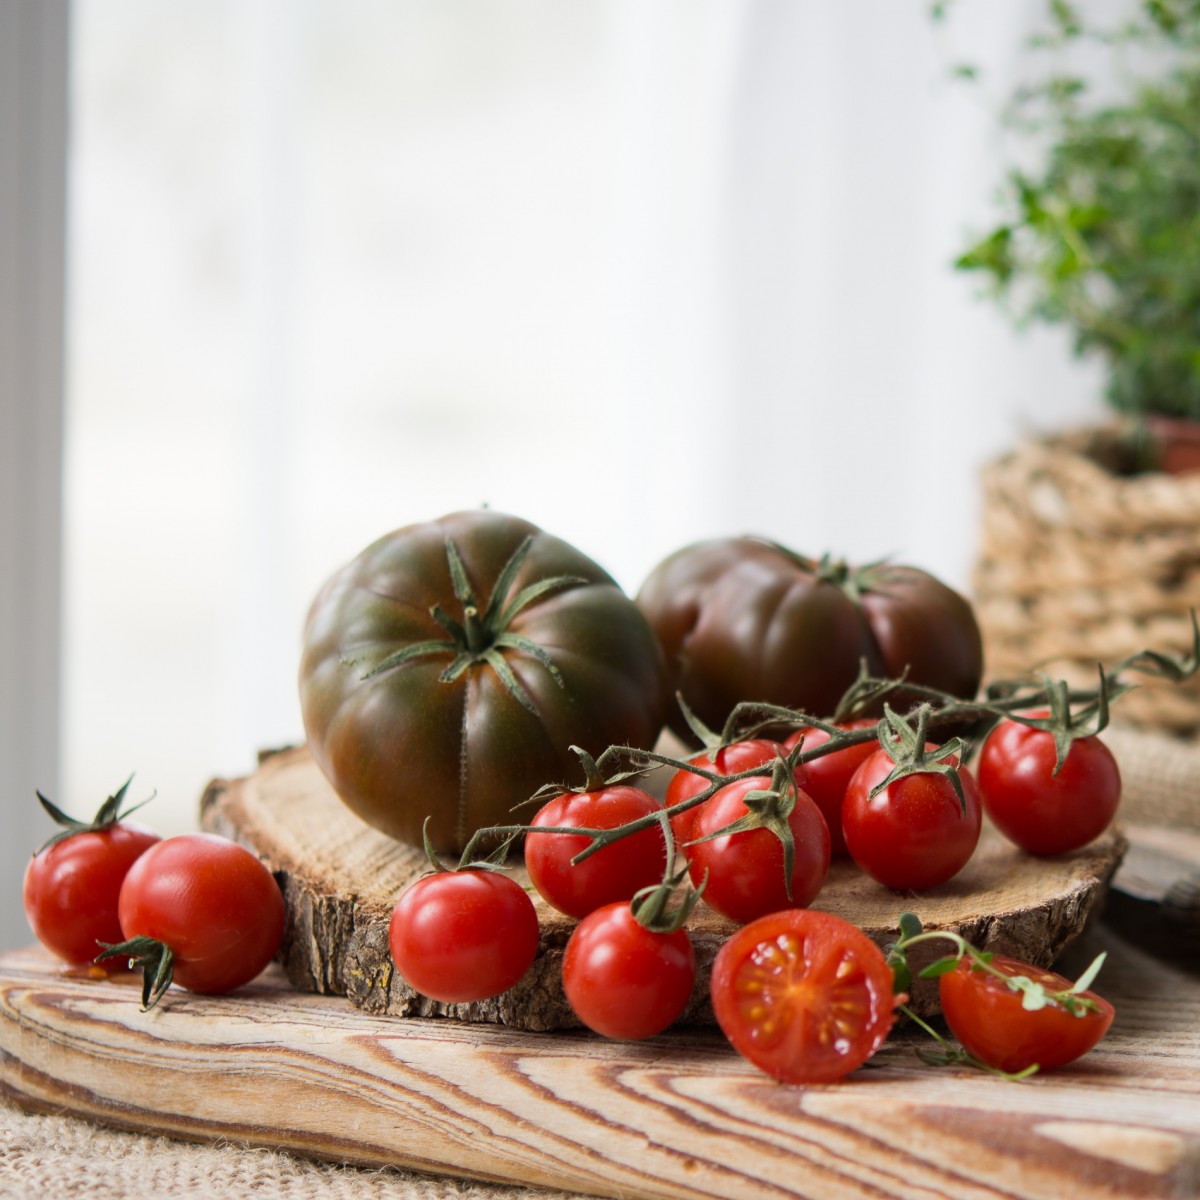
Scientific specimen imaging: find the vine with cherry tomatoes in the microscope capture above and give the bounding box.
[384,616,1199,1084]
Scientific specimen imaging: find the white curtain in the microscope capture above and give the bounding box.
[47,0,1113,860]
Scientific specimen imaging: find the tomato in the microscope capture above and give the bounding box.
[636,538,983,738]
[525,785,667,919]
[685,775,830,924]
[300,510,669,853]
[710,909,897,1083]
[664,738,783,847]
[22,780,161,965]
[101,833,285,1005]
[783,720,878,858]
[561,902,695,1039]
[388,869,539,1004]
[977,717,1121,855]
[939,954,1115,1074]
[842,747,982,890]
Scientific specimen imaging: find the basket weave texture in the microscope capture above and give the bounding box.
[973,427,1200,735]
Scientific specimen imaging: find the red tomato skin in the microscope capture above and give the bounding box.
[561,902,695,1039]
[664,739,783,847]
[940,954,1115,1074]
[388,869,539,1004]
[783,721,877,858]
[23,822,161,964]
[117,833,285,995]
[710,909,896,1084]
[977,720,1121,856]
[525,786,668,920]
[842,748,982,891]
[686,776,830,925]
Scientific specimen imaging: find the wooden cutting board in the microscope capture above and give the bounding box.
[2,927,1198,1200]
[197,745,1126,1024]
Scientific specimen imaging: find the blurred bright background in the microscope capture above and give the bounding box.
[4,0,1114,949]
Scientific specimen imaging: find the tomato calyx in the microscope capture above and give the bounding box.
[885,911,1110,1079]
[867,706,969,812]
[95,935,176,1012]
[526,744,653,804]
[32,775,155,856]
[362,535,588,714]
[998,668,1127,775]
[629,824,705,935]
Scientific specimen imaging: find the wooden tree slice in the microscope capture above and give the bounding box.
[200,745,1125,1028]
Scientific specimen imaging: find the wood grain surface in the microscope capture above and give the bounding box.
[2,926,1198,1200]
[198,746,1125,1026]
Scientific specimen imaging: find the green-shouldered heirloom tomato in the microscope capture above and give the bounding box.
[635,539,983,737]
[299,511,669,853]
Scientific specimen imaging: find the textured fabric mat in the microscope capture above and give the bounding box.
[0,1094,587,1200]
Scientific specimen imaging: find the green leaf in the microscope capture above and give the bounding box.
[918,955,963,979]
[1069,951,1107,996]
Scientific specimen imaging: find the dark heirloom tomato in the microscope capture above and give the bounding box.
[636,538,983,736]
[299,511,669,853]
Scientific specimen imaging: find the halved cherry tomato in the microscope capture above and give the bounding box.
[710,909,897,1083]
[977,717,1121,856]
[686,775,829,924]
[561,902,695,1040]
[524,785,667,919]
[389,868,539,1004]
[842,746,981,890]
[939,954,1115,1074]
[783,720,877,858]
[664,739,783,847]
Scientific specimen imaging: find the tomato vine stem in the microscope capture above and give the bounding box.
[450,619,1198,889]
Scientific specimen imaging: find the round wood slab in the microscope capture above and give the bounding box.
[200,745,1126,1028]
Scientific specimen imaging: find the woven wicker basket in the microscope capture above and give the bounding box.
[973,426,1200,734]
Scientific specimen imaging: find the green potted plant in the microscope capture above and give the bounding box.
[952,0,1200,733]
[950,0,1200,472]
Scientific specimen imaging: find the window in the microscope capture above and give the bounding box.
[3,0,1107,951]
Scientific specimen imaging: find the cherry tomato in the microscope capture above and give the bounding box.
[977,717,1121,855]
[783,720,877,858]
[842,747,981,890]
[685,775,830,924]
[710,909,897,1083]
[561,902,695,1039]
[111,833,285,999]
[664,739,783,847]
[24,818,161,966]
[939,954,1115,1074]
[525,785,668,920]
[388,869,539,1004]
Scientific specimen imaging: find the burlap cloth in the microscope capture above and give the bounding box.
[0,1092,591,1200]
